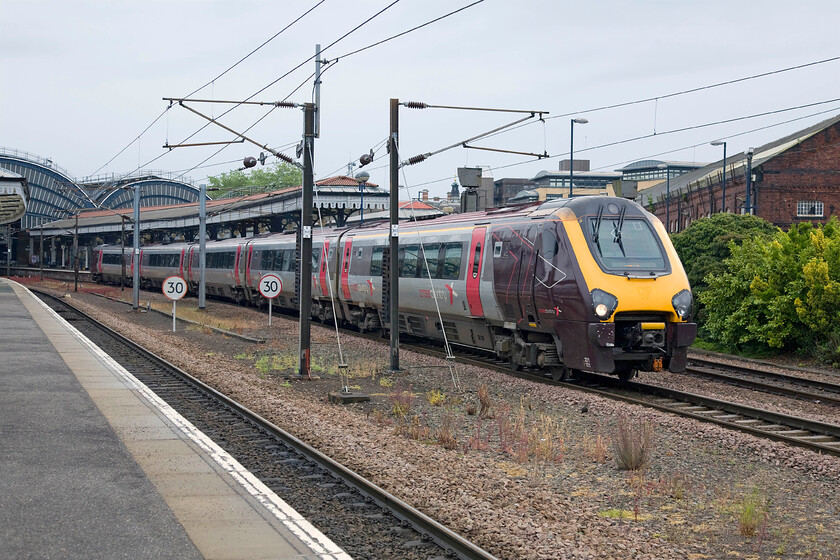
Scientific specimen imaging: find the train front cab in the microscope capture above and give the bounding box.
[552,200,696,379]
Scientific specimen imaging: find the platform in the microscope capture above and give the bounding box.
[0,278,350,559]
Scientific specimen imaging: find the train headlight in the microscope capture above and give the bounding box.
[590,289,618,320]
[671,289,693,321]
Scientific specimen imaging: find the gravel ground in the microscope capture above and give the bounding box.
[29,279,840,560]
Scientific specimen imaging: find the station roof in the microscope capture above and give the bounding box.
[36,176,388,237]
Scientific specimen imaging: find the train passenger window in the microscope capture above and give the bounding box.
[472,242,482,279]
[541,231,559,259]
[265,251,274,271]
[399,245,419,277]
[312,250,320,269]
[419,244,440,278]
[493,242,502,258]
[370,247,384,276]
[441,243,462,280]
[284,250,296,271]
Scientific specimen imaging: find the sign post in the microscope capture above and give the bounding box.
[258,273,282,326]
[162,276,187,332]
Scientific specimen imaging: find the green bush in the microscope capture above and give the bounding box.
[700,217,840,362]
[671,214,777,336]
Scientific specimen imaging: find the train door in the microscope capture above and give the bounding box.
[532,221,563,326]
[187,247,195,283]
[319,239,331,296]
[178,248,186,278]
[516,225,538,325]
[340,237,353,300]
[233,245,242,286]
[466,227,485,317]
[245,243,255,288]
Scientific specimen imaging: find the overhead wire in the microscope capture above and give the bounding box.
[403,97,840,189]
[126,0,408,183]
[392,140,461,390]
[476,55,840,144]
[88,0,327,177]
[181,0,328,100]
[147,0,487,184]
[327,0,484,63]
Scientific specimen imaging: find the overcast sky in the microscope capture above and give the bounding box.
[2,0,839,199]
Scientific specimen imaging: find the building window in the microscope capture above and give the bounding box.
[797,200,824,217]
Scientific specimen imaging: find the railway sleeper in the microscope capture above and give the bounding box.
[796,435,836,443]
[774,430,812,437]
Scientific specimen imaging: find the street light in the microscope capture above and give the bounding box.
[569,118,588,198]
[657,163,671,233]
[354,170,370,224]
[711,140,727,213]
[745,147,755,215]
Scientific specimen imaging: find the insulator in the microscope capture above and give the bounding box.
[406,154,427,166]
[274,101,297,108]
[277,153,295,164]
[243,156,257,169]
[404,101,428,109]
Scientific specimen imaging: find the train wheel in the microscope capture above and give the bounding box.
[616,367,637,382]
[549,366,570,382]
[509,353,523,372]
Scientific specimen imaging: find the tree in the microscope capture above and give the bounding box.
[207,161,302,198]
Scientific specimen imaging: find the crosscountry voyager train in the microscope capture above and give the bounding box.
[93,196,697,380]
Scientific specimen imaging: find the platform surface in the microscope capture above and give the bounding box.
[0,278,350,560]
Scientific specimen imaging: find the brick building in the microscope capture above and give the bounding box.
[636,114,840,231]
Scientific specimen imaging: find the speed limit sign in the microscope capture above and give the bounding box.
[258,273,282,299]
[162,276,187,332]
[259,273,282,326]
[163,276,187,300]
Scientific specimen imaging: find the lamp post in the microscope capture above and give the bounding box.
[355,170,370,224]
[569,118,588,198]
[745,147,755,215]
[711,141,727,213]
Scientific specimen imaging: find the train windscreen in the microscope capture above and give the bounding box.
[586,216,669,274]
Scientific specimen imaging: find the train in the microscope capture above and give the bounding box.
[92,196,697,381]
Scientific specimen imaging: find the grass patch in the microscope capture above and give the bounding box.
[599,509,649,521]
[735,487,769,537]
[612,412,655,471]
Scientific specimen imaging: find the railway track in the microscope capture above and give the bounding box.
[686,356,840,405]
[398,338,840,458]
[35,290,497,560]
[597,375,840,457]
